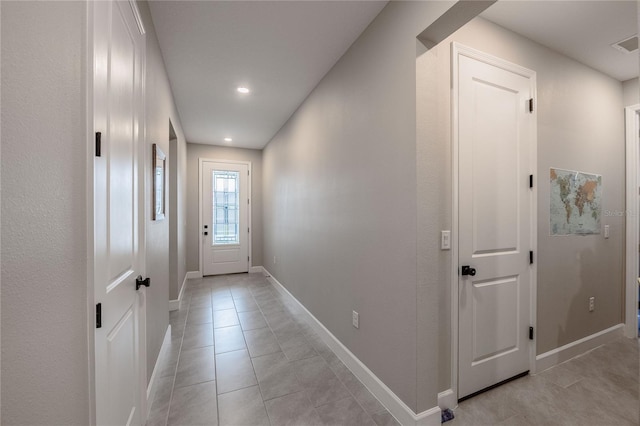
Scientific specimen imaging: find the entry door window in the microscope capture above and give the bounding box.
[213,170,240,245]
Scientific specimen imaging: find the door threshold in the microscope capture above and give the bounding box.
[458,370,529,403]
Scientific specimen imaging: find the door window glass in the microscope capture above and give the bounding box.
[212,170,240,245]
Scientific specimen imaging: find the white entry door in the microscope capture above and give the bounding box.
[93,1,146,425]
[202,161,249,275]
[455,44,535,399]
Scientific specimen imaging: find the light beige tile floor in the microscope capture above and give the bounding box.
[450,335,639,426]
[147,272,639,426]
[146,273,399,426]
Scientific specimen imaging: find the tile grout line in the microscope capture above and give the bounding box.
[162,288,192,426]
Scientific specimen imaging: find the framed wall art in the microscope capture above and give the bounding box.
[153,144,166,221]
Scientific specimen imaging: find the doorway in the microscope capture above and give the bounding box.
[453,43,537,400]
[199,159,251,275]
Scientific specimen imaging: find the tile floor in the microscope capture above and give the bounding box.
[450,336,639,426]
[147,272,640,426]
[146,273,399,426]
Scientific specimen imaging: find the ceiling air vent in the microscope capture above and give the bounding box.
[612,35,638,54]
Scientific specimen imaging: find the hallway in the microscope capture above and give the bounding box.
[146,273,399,426]
[147,273,639,426]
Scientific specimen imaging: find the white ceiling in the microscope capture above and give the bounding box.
[481,0,638,82]
[151,1,638,150]
[149,1,387,149]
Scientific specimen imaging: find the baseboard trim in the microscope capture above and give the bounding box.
[185,270,202,280]
[169,274,189,311]
[438,389,456,410]
[263,268,442,426]
[249,266,264,274]
[535,323,624,373]
[146,325,171,415]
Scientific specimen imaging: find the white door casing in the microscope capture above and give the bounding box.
[624,104,640,338]
[93,1,146,425]
[200,160,250,276]
[453,43,537,399]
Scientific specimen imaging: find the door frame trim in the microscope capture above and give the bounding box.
[624,104,640,338]
[450,42,538,401]
[198,158,252,276]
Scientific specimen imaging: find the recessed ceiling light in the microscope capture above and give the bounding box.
[237,87,250,94]
[224,137,232,142]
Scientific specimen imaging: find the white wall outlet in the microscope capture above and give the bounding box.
[273,255,277,264]
[352,311,359,329]
[604,225,610,239]
[441,230,451,250]
[589,296,595,312]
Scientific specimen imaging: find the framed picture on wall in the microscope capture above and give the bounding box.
[153,143,166,221]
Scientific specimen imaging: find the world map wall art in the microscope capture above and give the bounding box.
[550,168,602,235]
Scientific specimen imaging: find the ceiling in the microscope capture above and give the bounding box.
[151,1,638,150]
[149,1,387,149]
[481,0,638,82]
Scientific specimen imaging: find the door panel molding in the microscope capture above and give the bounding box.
[451,42,537,401]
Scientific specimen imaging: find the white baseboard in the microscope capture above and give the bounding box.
[535,324,624,373]
[169,274,189,311]
[249,266,264,274]
[146,325,172,415]
[185,270,202,280]
[263,268,442,426]
[438,389,456,410]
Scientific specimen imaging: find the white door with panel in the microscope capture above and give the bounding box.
[93,1,146,425]
[202,161,249,275]
[455,45,535,399]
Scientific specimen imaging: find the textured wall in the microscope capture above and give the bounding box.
[623,77,639,106]
[136,0,187,382]
[185,143,263,272]
[262,1,454,413]
[1,2,90,424]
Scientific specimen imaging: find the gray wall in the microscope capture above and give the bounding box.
[416,17,627,390]
[262,1,454,413]
[1,1,90,424]
[623,77,639,106]
[186,143,263,272]
[263,1,629,411]
[137,0,188,382]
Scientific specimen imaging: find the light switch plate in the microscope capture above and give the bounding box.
[441,230,451,250]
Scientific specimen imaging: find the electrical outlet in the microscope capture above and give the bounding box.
[589,296,595,312]
[273,256,277,264]
[352,311,359,329]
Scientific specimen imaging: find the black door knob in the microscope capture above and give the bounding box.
[136,275,150,291]
[461,266,476,276]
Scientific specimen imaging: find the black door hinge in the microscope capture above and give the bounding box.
[529,250,534,264]
[529,326,534,340]
[95,132,102,157]
[96,303,102,328]
[528,98,534,113]
[529,174,533,188]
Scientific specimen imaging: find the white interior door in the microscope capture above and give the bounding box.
[202,161,249,275]
[455,45,535,399]
[93,1,146,425]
